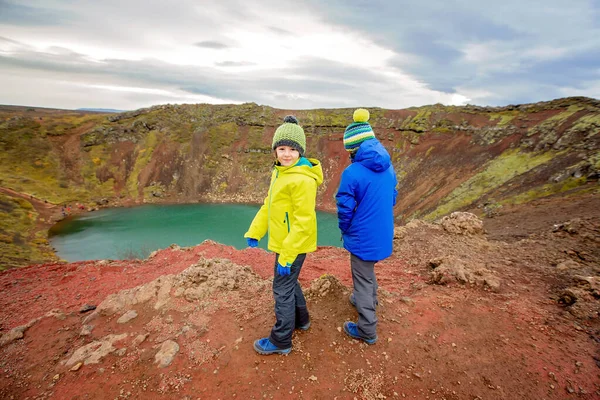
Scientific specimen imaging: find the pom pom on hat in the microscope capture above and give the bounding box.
[272,115,306,155]
[353,108,370,123]
[283,115,299,124]
[343,108,376,151]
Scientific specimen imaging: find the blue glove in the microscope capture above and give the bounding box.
[246,238,258,248]
[277,262,292,276]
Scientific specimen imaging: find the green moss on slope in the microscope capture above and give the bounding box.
[489,112,516,126]
[126,130,160,198]
[503,177,588,205]
[0,194,52,269]
[425,149,558,220]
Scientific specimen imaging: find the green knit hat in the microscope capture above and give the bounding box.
[272,115,306,156]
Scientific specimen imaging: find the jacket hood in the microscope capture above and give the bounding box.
[353,139,391,172]
[275,157,324,186]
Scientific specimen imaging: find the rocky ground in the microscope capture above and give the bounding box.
[1,193,600,399]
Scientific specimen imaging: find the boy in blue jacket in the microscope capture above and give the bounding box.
[336,108,397,344]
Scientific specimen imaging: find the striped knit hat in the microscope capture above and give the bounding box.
[343,108,375,151]
[272,115,306,156]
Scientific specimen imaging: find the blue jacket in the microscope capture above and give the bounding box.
[336,139,397,262]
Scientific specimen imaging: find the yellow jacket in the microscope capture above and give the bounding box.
[245,157,323,266]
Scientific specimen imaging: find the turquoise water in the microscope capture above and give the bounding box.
[48,204,341,262]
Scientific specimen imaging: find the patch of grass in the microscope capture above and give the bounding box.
[399,108,432,133]
[502,177,588,205]
[527,104,583,137]
[425,149,558,220]
[143,182,167,202]
[566,113,600,138]
[0,193,53,268]
[206,122,239,153]
[489,112,516,126]
[126,130,160,197]
[80,144,116,198]
[247,126,270,150]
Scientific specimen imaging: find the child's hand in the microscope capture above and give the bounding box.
[277,262,291,276]
[246,238,258,248]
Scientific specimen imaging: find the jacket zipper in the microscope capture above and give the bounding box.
[267,169,279,234]
[285,212,290,232]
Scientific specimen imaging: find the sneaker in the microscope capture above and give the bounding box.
[343,321,377,345]
[253,338,292,355]
[297,321,311,331]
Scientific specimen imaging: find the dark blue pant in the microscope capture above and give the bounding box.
[269,253,309,349]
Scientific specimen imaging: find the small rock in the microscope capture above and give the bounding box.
[70,362,83,372]
[155,340,179,368]
[79,304,97,313]
[400,297,415,306]
[308,375,317,381]
[117,310,138,324]
[80,325,94,336]
[132,334,149,347]
[82,311,99,325]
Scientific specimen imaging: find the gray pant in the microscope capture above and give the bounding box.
[351,253,378,339]
[269,253,309,349]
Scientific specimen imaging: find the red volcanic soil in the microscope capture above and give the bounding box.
[1,194,600,399]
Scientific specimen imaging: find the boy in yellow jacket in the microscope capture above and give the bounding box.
[245,115,323,355]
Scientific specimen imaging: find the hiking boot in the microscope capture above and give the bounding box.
[253,338,291,355]
[297,321,311,331]
[343,321,377,345]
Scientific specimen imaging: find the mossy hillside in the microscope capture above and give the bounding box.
[425,149,558,221]
[304,109,352,129]
[502,176,589,206]
[0,117,89,203]
[0,194,51,270]
[204,122,239,153]
[564,113,600,142]
[246,126,270,151]
[397,108,432,133]
[39,113,104,137]
[302,108,391,131]
[126,130,160,198]
[80,144,117,199]
[489,112,517,126]
[3,98,600,214]
[526,104,583,138]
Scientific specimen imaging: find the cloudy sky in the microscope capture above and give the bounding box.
[1,0,599,111]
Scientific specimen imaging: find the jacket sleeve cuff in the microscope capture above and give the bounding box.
[278,254,296,267]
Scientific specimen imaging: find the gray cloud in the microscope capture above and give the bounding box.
[267,26,293,36]
[216,61,256,67]
[0,44,416,109]
[0,0,72,25]
[0,35,22,44]
[303,0,600,105]
[194,41,230,50]
[0,0,598,110]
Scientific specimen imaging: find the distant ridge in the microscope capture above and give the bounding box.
[76,108,125,113]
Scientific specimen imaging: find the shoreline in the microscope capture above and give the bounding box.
[1,187,338,270]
